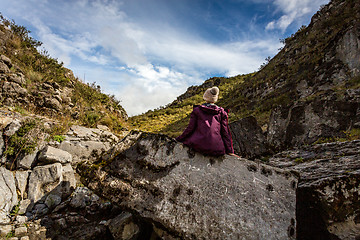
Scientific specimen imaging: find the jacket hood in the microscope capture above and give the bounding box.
[194,104,222,115]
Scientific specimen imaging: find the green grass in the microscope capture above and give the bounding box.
[0,14,128,133]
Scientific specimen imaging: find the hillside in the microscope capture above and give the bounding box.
[0,0,359,239]
[0,15,128,134]
[130,0,360,138]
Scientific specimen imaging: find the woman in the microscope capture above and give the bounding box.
[176,86,238,157]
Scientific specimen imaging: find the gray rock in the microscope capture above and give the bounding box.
[0,224,13,237]
[38,146,72,165]
[14,226,27,236]
[268,140,360,240]
[59,140,109,163]
[8,73,26,85]
[15,170,30,199]
[336,27,360,76]
[267,100,359,150]
[54,218,67,229]
[97,124,110,131]
[230,116,270,159]
[61,163,76,198]
[0,55,12,68]
[0,134,3,156]
[107,212,140,240]
[70,187,97,208]
[79,132,298,240]
[8,237,19,240]
[15,215,28,224]
[0,61,10,73]
[44,97,62,111]
[4,119,22,136]
[3,81,27,98]
[66,125,118,142]
[32,203,49,216]
[0,167,18,224]
[58,125,118,164]
[17,149,38,170]
[44,193,62,209]
[28,163,63,204]
[18,199,31,215]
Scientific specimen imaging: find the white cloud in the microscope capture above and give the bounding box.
[1,0,284,115]
[266,0,330,32]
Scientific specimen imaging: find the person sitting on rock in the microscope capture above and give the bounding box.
[176,86,238,157]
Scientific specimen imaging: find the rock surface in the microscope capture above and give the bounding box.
[79,132,298,240]
[267,100,359,150]
[38,146,72,165]
[58,125,119,164]
[230,116,270,159]
[268,140,360,240]
[0,167,18,224]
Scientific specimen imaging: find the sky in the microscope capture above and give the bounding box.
[0,0,330,116]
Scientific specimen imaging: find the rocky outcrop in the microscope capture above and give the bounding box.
[267,100,360,150]
[79,131,298,240]
[268,140,360,240]
[58,125,120,164]
[0,167,18,224]
[38,146,72,165]
[230,116,270,159]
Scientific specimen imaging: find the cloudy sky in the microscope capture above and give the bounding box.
[0,0,329,116]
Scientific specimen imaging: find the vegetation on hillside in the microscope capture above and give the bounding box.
[130,74,251,137]
[130,0,359,137]
[0,14,127,133]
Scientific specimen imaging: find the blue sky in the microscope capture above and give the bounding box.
[0,0,329,116]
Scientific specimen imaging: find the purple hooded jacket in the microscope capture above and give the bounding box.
[176,104,234,156]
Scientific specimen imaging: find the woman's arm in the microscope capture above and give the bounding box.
[176,111,197,142]
[220,110,234,154]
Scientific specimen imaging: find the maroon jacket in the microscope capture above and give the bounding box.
[176,104,234,156]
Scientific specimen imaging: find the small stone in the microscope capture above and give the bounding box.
[20,236,30,240]
[15,215,28,224]
[15,171,30,199]
[0,55,12,67]
[38,146,72,164]
[55,218,67,229]
[0,224,13,237]
[45,194,62,209]
[14,226,27,236]
[17,150,38,170]
[32,203,49,216]
[18,199,32,215]
[107,212,140,240]
[97,125,110,131]
[4,119,22,136]
[0,61,10,73]
[70,187,92,208]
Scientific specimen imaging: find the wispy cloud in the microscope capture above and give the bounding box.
[266,0,330,32]
[0,0,327,115]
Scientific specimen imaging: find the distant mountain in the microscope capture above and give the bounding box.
[130,0,360,138]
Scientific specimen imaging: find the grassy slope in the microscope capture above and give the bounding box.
[0,15,128,133]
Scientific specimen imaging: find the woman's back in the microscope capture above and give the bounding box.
[176,104,233,156]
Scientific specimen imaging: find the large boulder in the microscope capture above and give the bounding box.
[0,167,18,224]
[79,132,298,240]
[28,163,76,205]
[268,140,360,240]
[230,116,270,159]
[267,100,360,150]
